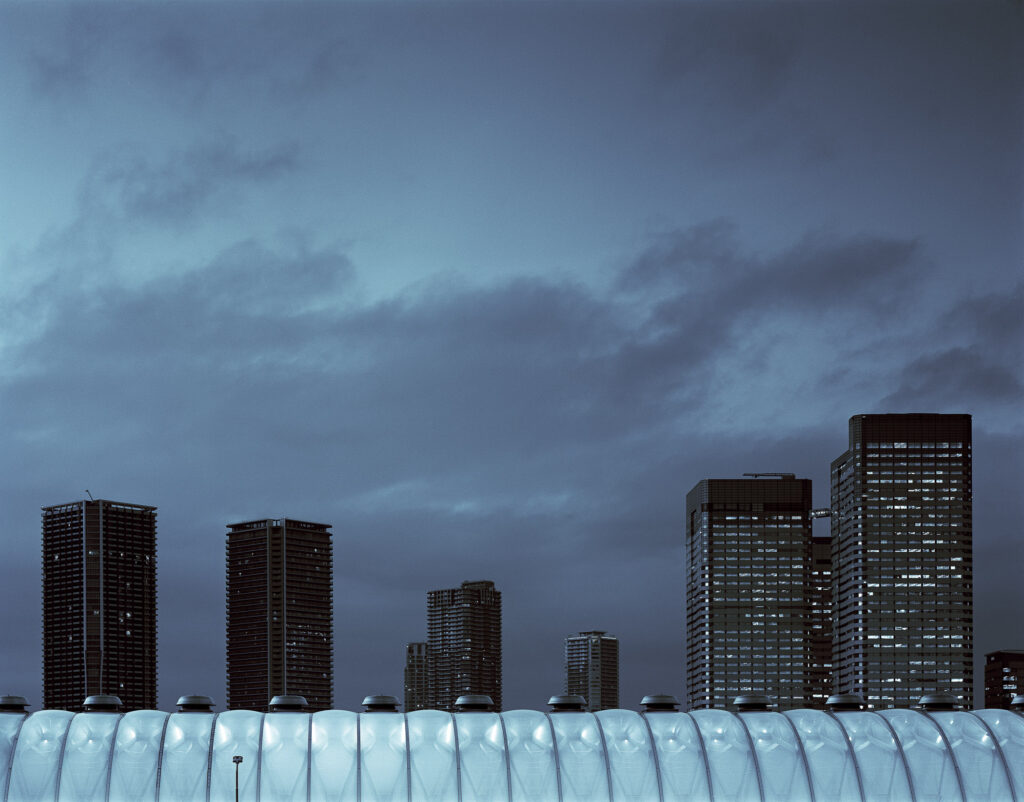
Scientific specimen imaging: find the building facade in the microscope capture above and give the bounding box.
[404,641,429,712]
[831,413,973,708]
[226,518,333,711]
[685,476,818,710]
[984,650,1024,709]
[427,580,502,711]
[42,499,157,711]
[564,631,619,711]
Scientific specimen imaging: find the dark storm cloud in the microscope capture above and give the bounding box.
[655,5,800,106]
[23,8,104,97]
[87,139,299,224]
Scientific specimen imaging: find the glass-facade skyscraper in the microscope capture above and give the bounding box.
[226,518,334,711]
[42,499,157,711]
[685,476,822,710]
[831,413,973,708]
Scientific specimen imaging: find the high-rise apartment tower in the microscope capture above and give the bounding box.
[984,651,1024,709]
[42,499,157,711]
[831,414,973,708]
[427,580,502,711]
[685,476,821,710]
[404,641,429,712]
[564,631,619,711]
[226,518,333,711]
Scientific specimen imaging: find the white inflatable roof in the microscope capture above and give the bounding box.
[1,707,1023,801]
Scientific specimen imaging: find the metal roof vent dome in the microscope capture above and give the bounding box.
[734,694,773,711]
[547,695,586,712]
[83,694,123,712]
[826,693,865,711]
[363,695,400,712]
[0,695,29,713]
[917,691,960,711]
[176,695,215,712]
[268,695,308,712]
[455,694,493,712]
[641,694,680,712]
[1011,694,1024,712]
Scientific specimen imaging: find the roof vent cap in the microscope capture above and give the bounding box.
[826,693,865,711]
[917,691,960,711]
[1010,694,1024,712]
[641,694,680,712]
[455,694,493,712]
[363,695,400,712]
[83,694,123,712]
[0,695,29,713]
[268,695,308,712]
[733,694,773,712]
[176,695,215,713]
[548,695,586,712]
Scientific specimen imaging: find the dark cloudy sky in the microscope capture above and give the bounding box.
[1,2,1021,712]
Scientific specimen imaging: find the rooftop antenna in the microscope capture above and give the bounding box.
[85,490,94,501]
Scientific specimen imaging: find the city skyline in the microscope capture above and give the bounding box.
[0,2,1020,711]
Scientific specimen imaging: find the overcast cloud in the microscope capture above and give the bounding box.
[0,2,1020,712]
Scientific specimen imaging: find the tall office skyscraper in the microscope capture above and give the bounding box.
[565,631,619,711]
[404,641,429,712]
[427,580,502,711]
[831,414,973,708]
[226,518,333,711]
[808,531,833,708]
[42,499,157,711]
[685,476,818,710]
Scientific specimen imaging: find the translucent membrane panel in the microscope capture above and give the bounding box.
[159,712,216,802]
[408,710,457,802]
[261,713,310,802]
[740,712,811,802]
[645,713,709,801]
[501,710,558,802]
[550,712,611,802]
[310,710,358,802]
[109,710,167,802]
[691,709,760,802]
[210,710,263,802]
[832,712,912,802]
[0,714,26,800]
[596,710,658,802]
[878,710,962,802]
[783,709,861,802]
[455,713,508,802]
[7,710,74,802]
[361,713,408,802]
[57,712,120,801]
[972,710,1024,799]
[927,712,1013,802]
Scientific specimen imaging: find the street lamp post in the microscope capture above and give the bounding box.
[233,755,243,802]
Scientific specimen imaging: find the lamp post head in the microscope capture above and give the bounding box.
[232,755,244,765]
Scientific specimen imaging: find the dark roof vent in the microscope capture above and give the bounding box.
[363,695,400,712]
[734,694,773,712]
[1010,694,1024,712]
[455,694,493,712]
[641,694,680,712]
[176,695,215,713]
[548,695,586,712]
[917,692,960,711]
[268,695,308,712]
[83,694,123,712]
[0,695,29,713]
[826,693,865,711]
